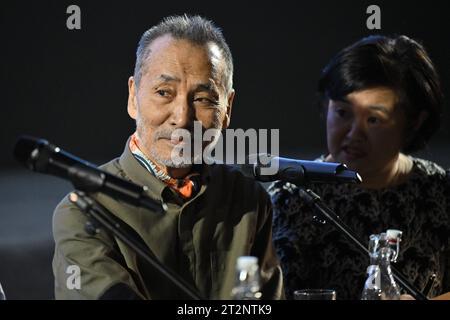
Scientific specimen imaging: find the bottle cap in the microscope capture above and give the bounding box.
[236,256,258,270]
[386,229,402,243]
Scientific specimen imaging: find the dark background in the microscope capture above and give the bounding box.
[1,0,449,299]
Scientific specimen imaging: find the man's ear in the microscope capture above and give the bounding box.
[127,76,138,120]
[222,89,235,129]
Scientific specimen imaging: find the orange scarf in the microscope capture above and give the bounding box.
[129,133,199,199]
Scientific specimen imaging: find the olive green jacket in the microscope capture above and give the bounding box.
[52,140,284,299]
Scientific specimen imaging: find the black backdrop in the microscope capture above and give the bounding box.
[2,0,449,168]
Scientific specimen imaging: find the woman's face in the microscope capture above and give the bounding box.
[326,87,407,178]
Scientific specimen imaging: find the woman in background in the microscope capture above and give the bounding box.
[269,35,449,300]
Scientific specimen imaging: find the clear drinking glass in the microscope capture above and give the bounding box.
[293,289,336,300]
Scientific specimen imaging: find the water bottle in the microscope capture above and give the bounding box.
[230,256,262,300]
[361,231,401,300]
[361,234,382,300]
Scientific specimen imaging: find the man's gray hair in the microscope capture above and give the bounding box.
[133,15,234,93]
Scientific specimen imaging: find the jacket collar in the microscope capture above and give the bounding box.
[119,136,168,201]
[118,136,212,201]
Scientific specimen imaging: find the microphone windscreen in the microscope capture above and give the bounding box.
[13,135,41,164]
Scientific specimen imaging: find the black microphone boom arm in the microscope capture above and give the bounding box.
[298,187,428,300]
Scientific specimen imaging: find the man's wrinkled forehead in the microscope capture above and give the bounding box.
[142,35,228,91]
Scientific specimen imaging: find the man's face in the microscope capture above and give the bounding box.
[326,87,406,179]
[127,35,234,169]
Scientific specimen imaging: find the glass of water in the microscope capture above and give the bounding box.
[293,289,336,300]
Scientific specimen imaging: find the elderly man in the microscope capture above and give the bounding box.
[52,15,283,300]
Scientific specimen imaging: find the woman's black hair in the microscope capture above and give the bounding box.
[318,35,443,153]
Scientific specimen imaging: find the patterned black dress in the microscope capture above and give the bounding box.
[268,157,450,300]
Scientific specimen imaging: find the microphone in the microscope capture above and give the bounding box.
[241,154,362,185]
[13,135,165,213]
